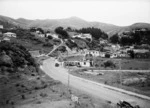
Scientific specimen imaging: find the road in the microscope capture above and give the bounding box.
[41,58,150,108]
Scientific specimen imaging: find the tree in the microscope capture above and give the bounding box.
[110,34,119,44]
[120,37,132,46]
[47,35,53,40]
[76,27,108,40]
[55,27,69,39]
[66,39,77,49]
[37,28,44,34]
[127,50,134,58]
[57,46,66,52]
[103,60,115,68]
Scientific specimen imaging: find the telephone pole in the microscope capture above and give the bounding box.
[68,68,70,90]
[119,59,122,85]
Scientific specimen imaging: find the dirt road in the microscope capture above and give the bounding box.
[41,58,150,108]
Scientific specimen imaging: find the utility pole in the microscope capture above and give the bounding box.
[68,67,70,90]
[119,59,122,85]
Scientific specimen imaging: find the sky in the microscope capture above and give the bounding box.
[0,0,150,26]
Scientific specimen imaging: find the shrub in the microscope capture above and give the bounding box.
[43,43,53,47]
[105,53,110,58]
[55,63,59,67]
[103,60,115,68]
[40,93,48,97]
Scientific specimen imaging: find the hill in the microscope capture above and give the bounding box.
[0,15,150,36]
[107,23,150,36]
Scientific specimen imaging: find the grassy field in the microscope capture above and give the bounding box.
[70,69,150,97]
[94,57,150,70]
[62,56,150,97]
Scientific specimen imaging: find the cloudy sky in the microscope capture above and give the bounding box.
[0,0,150,26]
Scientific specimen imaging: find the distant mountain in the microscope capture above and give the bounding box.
[0,15,150,37]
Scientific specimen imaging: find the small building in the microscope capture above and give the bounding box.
[99,39,108,44]
[80,60,92,67]
[99,52,105,57]
[0,25,3,29]
[63,59,92,67]
[110,53,118,58]
[133,49,149,54]
[85,50,100,57]
[3,32,16,38]
[3,37,10,41]
[38,34,45,38]
[46,33,59,39]
[133,49,150,59]
[29,50,41,58]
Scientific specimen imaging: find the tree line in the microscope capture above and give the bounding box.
[110,29,150,45]
[76,27,108,40]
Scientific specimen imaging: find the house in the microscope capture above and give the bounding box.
[46,33,59,39]
[80,60,92,67]
[133,49,150,58]
[99,39,108,44]
[85,50,100,57]
[63,60,81,67]
[3,32,16,38]
[72,33,92,41]
[99,52,105,57]
[3,37,10,41]
[38,34,45,38]
[110,53,118,58]
[0,25,3,29]
[133,49,149,54]
[0,31,2,37]
[29,50,42,58]
[111,44,120,51]
[63,59,92,67]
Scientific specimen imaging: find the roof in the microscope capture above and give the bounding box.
[134,49,149,53]
[29,50,40,57]
[4,32,16,35]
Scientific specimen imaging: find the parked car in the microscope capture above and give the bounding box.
[55,63,59,67]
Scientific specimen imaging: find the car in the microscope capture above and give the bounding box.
[55,63,59,67]
[117,99,140,108]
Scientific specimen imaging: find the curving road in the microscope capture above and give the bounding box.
[41,58,150,108]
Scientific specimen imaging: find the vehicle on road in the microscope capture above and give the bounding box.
[55,63,59,67]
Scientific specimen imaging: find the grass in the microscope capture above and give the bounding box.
[70,69,150,97]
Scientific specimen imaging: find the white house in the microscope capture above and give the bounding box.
[99,52,105,57]
[80,60,91,67]
[38,34,45,38]
[110,53,118,58]
[0,25,3,29]
[46,33,59,39]
[3,32,16,38]
[3,37,10,41]
[85,50,100,57]
[29,50,41,58]
[63,59,92,67]
[72,33,92,40]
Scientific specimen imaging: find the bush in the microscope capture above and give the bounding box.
[103,60,115,68]
[105,53,110,58]
[43,43,53,47]
[0,41,37,72]
[55,63,59,67]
